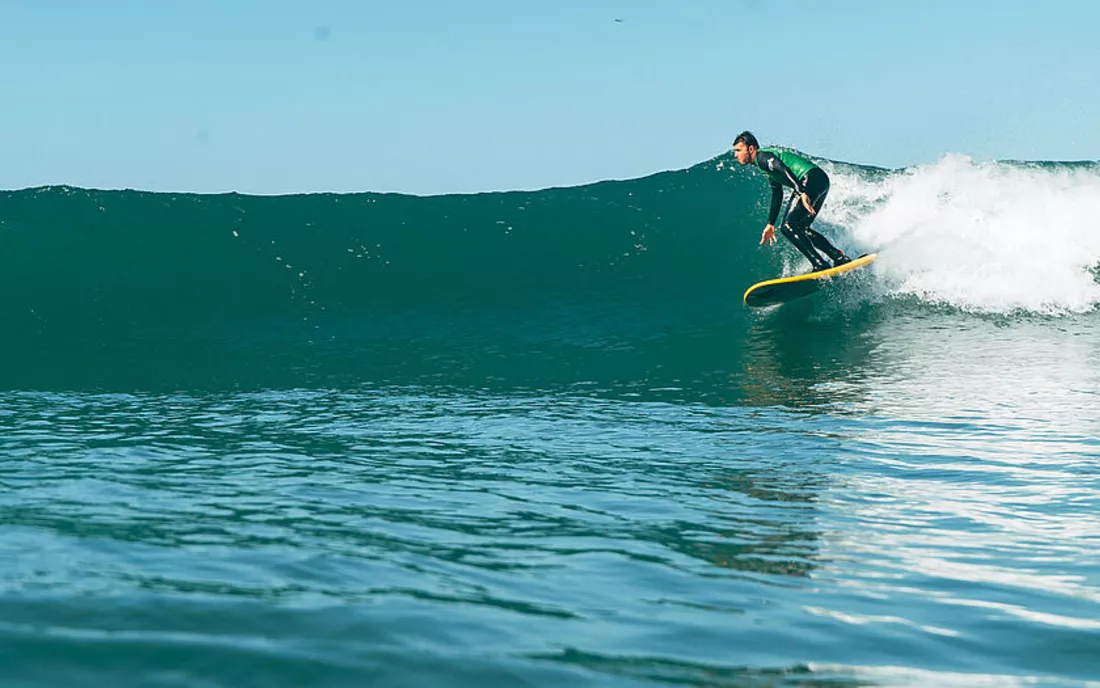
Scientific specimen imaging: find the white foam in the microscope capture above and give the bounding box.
[822,155,1100,315]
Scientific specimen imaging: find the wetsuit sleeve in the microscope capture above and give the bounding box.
[767,183,783,225]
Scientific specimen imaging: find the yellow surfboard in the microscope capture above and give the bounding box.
[743,253,877,308]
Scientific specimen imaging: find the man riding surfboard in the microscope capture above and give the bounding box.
[732,131,850,272]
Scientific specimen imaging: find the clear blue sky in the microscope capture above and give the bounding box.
[1,1,1097,195]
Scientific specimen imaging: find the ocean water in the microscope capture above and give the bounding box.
[2,154,1099,687]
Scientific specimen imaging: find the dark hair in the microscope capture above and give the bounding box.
[733,131,759,149]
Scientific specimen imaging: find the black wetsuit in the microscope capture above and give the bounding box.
[756,148,846,272]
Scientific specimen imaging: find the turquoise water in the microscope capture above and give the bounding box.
[2,154,1100,686]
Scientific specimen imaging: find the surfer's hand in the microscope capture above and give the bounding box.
[800,192,816,215]
[760,224,776,246]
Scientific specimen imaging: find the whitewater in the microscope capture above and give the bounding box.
[823,154,1100,314]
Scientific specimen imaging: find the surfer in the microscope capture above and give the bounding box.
[732,131,850,272]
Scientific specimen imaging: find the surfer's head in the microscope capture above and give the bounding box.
[732,131,759,165]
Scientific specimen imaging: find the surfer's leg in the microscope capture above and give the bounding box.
[780,223,830,272]
[783,180,829,271]
[799,168,851,267]
[804,228,848,264]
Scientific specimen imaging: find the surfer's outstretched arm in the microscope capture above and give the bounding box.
[767,183,784,226]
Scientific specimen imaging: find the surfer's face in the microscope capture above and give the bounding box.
[733,141,754,165]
